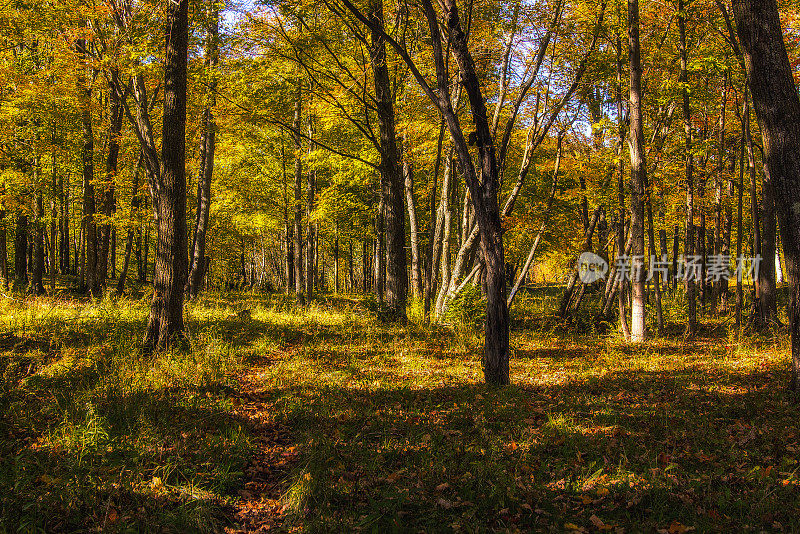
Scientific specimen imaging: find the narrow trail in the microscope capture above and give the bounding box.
[224,357,298,533]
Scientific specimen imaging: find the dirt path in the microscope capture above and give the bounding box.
[224,360,298,533]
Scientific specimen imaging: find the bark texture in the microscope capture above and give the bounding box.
[144,0,189,351]
[733,0,800,391]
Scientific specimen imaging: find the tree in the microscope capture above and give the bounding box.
[76,37,99,298]
[339,0,511,383]
[627,0,647,342]
[733,0,800,392]
[368,0,407,319]
[144,0,189,351]
[187,0,219,299]
[679,0,697,336]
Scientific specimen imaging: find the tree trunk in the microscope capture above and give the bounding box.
[735,109,745,328]
[615,30,629,338]
[144,0,189,351]
[423,124,446,318]
[404,154,422,298]
[334,226,339,293]
[672,226,679,290]
[50,149,58,292]
[627,0,647,343]
[32,188,45,295]
[77,38,99,297]
[99,79,122,286]
[306,116,316,301]
[292,82,304,303]
[14,214,28,288]
[362,238,369,294]
[508,134,563,308]
[117,154,143,295]
[759,163,778,323]
[369,0,407,318]
[679,0,697,335]
[559,208,600,317]
[187,0,218,299]
[0,203,7,289]
[733,0,800,391]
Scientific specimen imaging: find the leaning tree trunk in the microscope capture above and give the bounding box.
[144,0,189,351]
[733,0,800,392]
[117,154,143,295]
[187,0,218,299]
[436,0,509,384]
[627,0,647,343]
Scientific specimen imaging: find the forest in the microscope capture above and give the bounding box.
[1,0,800,531]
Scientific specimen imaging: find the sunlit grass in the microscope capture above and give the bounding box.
[1,286,798,532]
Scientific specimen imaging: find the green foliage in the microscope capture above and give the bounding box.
[443,282,486,332]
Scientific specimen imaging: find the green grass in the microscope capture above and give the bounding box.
[1,286,799,533]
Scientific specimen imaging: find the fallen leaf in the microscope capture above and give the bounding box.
[590,515,605,528]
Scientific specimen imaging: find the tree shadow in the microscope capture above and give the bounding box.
[261,360,800,532]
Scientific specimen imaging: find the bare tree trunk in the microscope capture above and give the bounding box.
[117,153,143,295]
[628,0,647,342]
[334,226,339,293]
[99,79,122,286]
[77,38,99,297]
[759,163,778,323]
[369,0,407,318]
[306,116,316,301]
[647,198,663,335]
[187,0,218,299]
[14,214,28,288]
[735,108,745,328]
[144,0,188,351]
[733,0,800,391]
[745,92,761,321]
[404,155,422,298]
[423,123,445,318]
[679,0,697,336]
[507,134,563,308]
[434,176,454,316]
[59,173,68,275]
[426,152,452,316]
[32,186,45,295]
[281,141,294,294]
[672,226,679,290]
[559,208,601,317]
[50,148,57,293]
[615,30,629,338]
[292,82,304,303]
[362,238,368,294]
[0,201,7,289]
[348,238,354,292]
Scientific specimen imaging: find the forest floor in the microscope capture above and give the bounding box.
[1,284,799,533]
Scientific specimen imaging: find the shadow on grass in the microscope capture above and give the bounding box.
[262,357,800,533]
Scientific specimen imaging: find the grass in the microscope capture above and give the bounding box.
[1,284,799,533]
